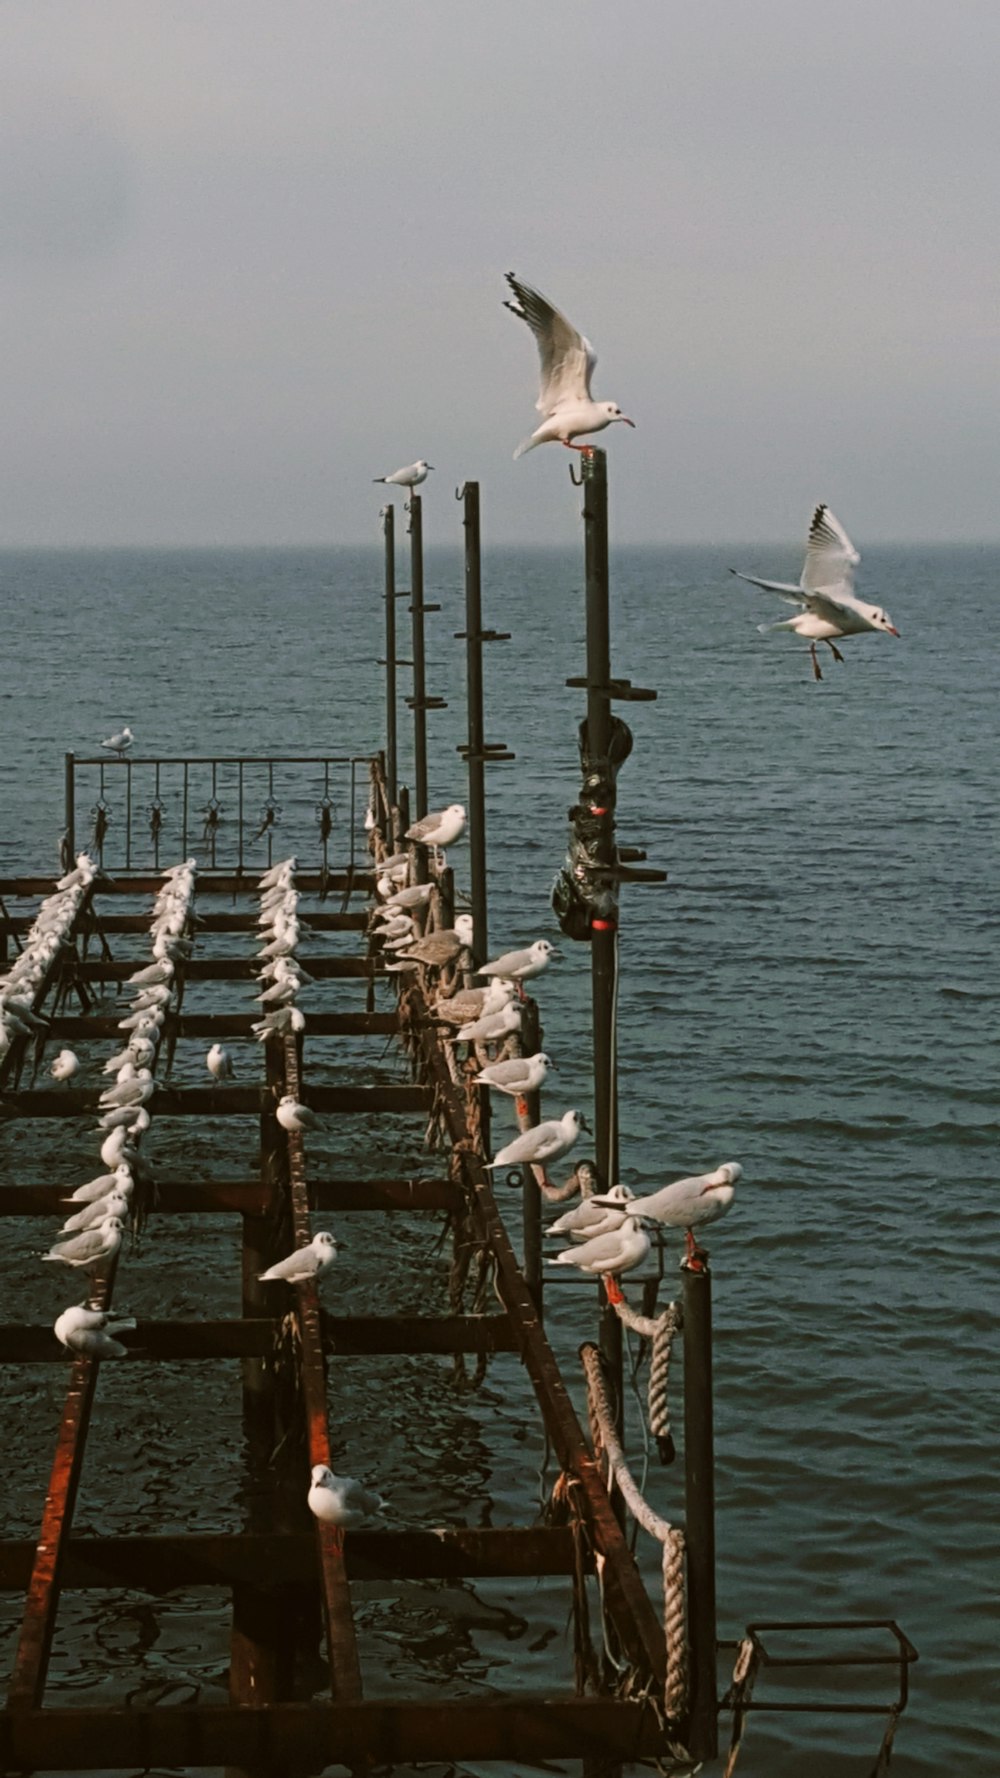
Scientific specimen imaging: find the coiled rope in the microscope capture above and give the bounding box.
[581,1342,688,1721]
[612,1295,682,1458]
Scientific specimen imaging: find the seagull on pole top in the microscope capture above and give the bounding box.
[729,505,900,681]
[503,272,635,459]
[373,460,434,495]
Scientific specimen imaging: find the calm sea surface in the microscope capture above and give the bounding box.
[0,541,997,1775]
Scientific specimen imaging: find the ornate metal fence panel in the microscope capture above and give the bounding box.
[64,753,369,877]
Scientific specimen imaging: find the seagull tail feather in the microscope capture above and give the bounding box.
[513,432,541,460]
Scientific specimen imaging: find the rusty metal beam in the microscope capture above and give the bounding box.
[0,873,375,896]
[0,1083,431,1119]
[0,1697,667,1768]
[279,1031,363,1703]
[74,955,376,981]
[0,1177,458,1217]
[0,1314,517,1364]
[403,984,669,1695]
[0,1528,580,1590]
[42,1010,398,1040]
[3,911,368,934]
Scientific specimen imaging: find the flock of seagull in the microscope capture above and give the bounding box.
[372,273,901,682]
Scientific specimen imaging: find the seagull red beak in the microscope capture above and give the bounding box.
[620,416,636,428]
[888,625,900,637]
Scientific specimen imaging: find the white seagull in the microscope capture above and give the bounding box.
[454,1002,523,1045]
[373,460,434,496]
[308,1464,386,1527]
[275,1094,320,1133]
[474,1052,553,1098]
[258,1231,338,1284]
[547,1181,633,1241]
[41,1214,124,1269]
[504,272,635,459]
[479,939,557,993]
[50,1049,80,1084]
[404,803,466,866]
[591,1162,741,1262]
[487,1109,588,1180]
[730,505,900,681]
[101,726,134,757]
[206,1042,234,1081]
[54,1305,137,1359]
[547,1214,651,1284]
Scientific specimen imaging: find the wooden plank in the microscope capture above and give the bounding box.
[0,1177,457,1217]
[4,910,368,934]
[0,1083,431,1119]
[0,1528,580,1590]
[0,1697,667,1768]
[403,982,670,1695]
[0,1315,517,1364]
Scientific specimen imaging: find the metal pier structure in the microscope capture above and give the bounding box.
[0,455,916,1776]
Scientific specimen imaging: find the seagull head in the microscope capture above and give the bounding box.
[603,403,635,429]
[869,604,900,637]
[416,460,435,472]
[311,1464,334,1485]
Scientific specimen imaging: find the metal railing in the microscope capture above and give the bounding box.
[63,753,370,876]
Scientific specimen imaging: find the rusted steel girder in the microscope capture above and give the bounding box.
[43,1010,398,1039]
[0,1177,459,1217]
[403,983,669,1696]
[3,910,368,934]
[0,1696,665,1769]
[0,1314,517,1364]
[0,872,375,896]
[0,1083,431,1119]
[74,954,377,981]
[0,1527,581,1591]
[278,1031,363,1704]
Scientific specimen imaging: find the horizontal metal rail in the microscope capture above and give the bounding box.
[0,1084,431,1119]
[0,1177,459,1217]
[42,1011,398,1039]
[0,1315,518,1363]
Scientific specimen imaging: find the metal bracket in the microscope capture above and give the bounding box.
[453,630,511,643]
[566,675,657,702]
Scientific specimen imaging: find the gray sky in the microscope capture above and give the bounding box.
[1,0,997,546]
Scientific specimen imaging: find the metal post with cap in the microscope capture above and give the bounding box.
[381,507,398,808]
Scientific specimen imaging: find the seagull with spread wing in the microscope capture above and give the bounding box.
[503,272,635,459]
[730,505,900,680]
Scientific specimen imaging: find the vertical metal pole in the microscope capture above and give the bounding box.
[383,506,398,806]
[64,754,76,864]
[683,1259,718,1760]
[409,493,428,821]
[582,450,622,1421]
[461,482,489,969]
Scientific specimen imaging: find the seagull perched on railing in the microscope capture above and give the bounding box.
[504,272,635,459]
[308,1464,386,1527]
[729,505,900,681]
[590,1163,742,1262]
[100,726,134,757]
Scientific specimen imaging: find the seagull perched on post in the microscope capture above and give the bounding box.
[729,505,900,681]
[373,460,434,496]
[100,726,134,757]
[504,272,635,459]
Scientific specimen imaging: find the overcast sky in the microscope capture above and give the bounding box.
[1,0,997,546]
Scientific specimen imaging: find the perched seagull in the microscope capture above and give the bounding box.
[504,272,635,459]
[54,1305,136,1359]
[591,1162,741,1262]
[386,915,474,974]
[101,726,134,757]
[206,1042,234,1081]
[373,460,434,496]
[308,1464,386,1527]
[547,1181,633,1240]
[50,1049,80,1084]
[434,978,515,1028]
[487,1109,589,1179]
[479,939,557,992]
[455,1001,523,1044]
[100,1127,137,1170]
[64,1165,133,1205]
[275,1094,320,1133]
[380,881,435,912]
[404,803,466,867]
[58,1188,132,1235]
[729,505,900,681]
[547,1215,650,1282]
[251,1005,306,1042]
[41,1214,124,1269]
[474,1051,553,1097]
[258,1231,338,1284]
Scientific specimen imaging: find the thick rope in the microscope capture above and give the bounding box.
[581,1344,688,1720]
[611,1296,682,1453]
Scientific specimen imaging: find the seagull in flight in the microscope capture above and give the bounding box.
[504,273,635,459]
[730,505,900,681]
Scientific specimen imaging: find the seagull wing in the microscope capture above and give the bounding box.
[728,568,805,606]
[800,504,860,595]
[801,589,858,626]
[504,273,596,415]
